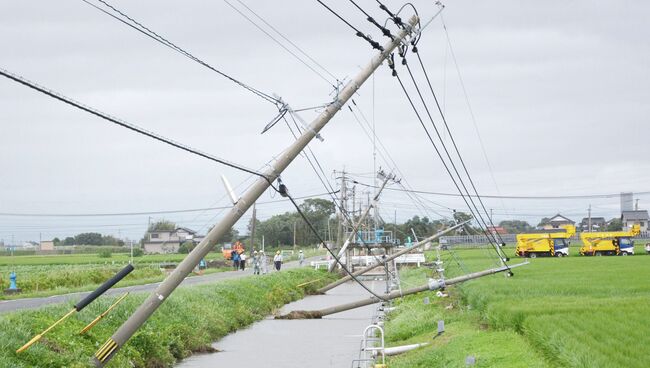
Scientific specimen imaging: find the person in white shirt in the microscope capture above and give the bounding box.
[273,251,283,271]
[239,252,247,271]
[298,250,305,266]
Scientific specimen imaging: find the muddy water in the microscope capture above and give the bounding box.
[177,281,383,368]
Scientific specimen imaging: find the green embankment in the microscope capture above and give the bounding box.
[0,268,336,368]
[385,248,650,367]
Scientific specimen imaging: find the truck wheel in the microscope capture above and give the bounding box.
[556,253,563,257]
[622,252,628,256]
[529,253,537,259]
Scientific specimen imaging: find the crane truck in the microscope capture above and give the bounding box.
[515,225,575,258]
[579,224,640,256]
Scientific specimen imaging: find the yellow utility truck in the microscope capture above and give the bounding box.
[579,224,640,256]
[515,225,575,258]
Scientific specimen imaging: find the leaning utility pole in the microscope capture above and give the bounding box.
[250,203,257,250]
[93,16,420,367]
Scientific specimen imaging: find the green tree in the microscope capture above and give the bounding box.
[63,237,75,245]
[178,240,196,254]
[148,220,176,232]
[74,232,103,245]
[607,218,623,231]
[52,237,61,246]
[537,217,550,227]
[499,220,533,234]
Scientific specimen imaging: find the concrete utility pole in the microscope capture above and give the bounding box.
[293,221,297,251]
[250,203,257,251]
[328,175,392,272]
[336,170,346,247]
[93,16,420,367]
[280,262,528,319]
[318,220,470,293]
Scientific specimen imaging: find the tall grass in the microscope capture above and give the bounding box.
[0,268,335,368]
[386,248,650,367]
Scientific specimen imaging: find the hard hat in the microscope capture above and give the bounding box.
[299,250,303,252]
[254,250,258,254]
[276,251,280,254]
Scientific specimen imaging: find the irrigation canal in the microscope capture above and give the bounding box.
[177,280,383,368]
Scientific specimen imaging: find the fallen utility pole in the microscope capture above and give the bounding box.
[328,175,391,272]
[318,220,471,293]
[278,262,528,319]
[93,16,420,367]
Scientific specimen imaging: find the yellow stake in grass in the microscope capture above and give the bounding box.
[296,278,324,288]
[79,292,129,335]
[16,309,77,353]
[16,264,135,353]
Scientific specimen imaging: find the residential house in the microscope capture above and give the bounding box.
[39,241,55,251]
[579,217,607,232]
[539,214,575,230]
[486,226,508,235]
[621,210,649,232]
[143,227,204,254]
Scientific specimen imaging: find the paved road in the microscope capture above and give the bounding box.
[0,256,321,314]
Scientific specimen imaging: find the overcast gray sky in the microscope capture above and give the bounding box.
[1,0,649,243]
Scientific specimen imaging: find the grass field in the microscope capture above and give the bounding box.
[0,247,326,300]
[0,268,336,368]
[0,251,225,266]
[384,246,650,367]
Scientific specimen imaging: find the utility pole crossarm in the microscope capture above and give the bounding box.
[93,16,420,367]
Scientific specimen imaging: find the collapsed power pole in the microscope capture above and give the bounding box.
[318,220,471,293]
[93,16,420,367]
[279,262,528,319]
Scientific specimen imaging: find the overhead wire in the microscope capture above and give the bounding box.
[231,0,340,85]
[314,0,384,51]
[346,0,395,40]
[224,0,337,88]
[412,48,506,240]
[0,67,266,179]
[347,101,451,218]
[400,56,506,245]
[81,0,281,106]
[388,59,510,272]
[0,192,337,218]
[440,14,510,218]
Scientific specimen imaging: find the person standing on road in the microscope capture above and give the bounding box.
[261,251,268,274]
[273,250,283,271]
[240,252,247,271]
[252,250,261,275]
[298,249,305,266]
[232,251,240,271]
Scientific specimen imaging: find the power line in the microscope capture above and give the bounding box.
[439,15,508,213]
[0,192,336,218]
[352,181,650,200]
[228,0,339,86]
[347,0,395,40]
[281,184,387,301]
[401,54,506,245]
[314,0,384,51]
[0,67,266,178]
[388,60,508,270]
[81,0,280,106]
